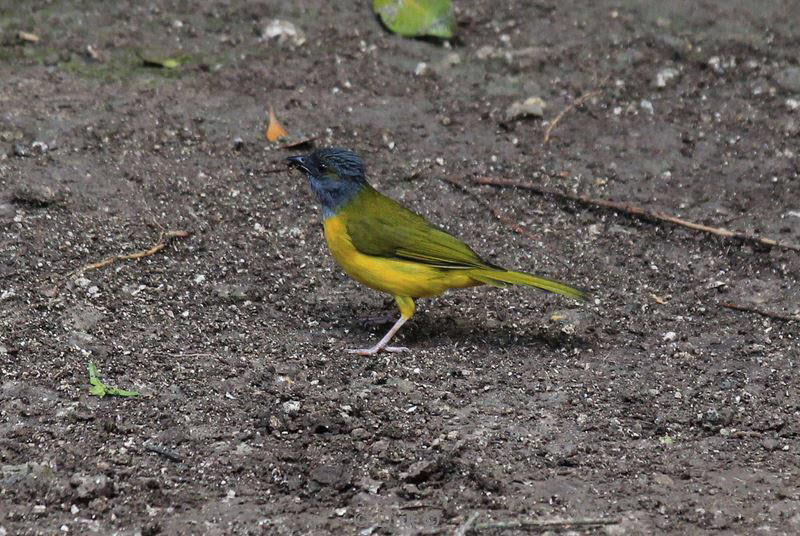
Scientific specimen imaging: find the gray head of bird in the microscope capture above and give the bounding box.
[286,148,369,217]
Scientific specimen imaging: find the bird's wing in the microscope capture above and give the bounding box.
[345,188,490,269]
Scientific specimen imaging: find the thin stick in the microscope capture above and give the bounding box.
[144,442,183,462]
[472,176,800,252]
[544,89,603,144]
[721,302,799,322]
[440,176,540,241]
[472,517,619,532]
[71,230,191,275]
[454,512,480,536]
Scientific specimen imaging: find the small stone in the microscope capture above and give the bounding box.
[0,202,15,220]
[263,20,306,46]
[654,67,680,88]
[640,99,654,114]
[783,118,800,137]
[775,66,800,93]
[31,141,48,154]
[402,460,435,483]
[707,56,723,74]
[11,184,59,206]
[505,96,546,120]
[652,473,674,486]
[71,474,115,500]
[282,400,301,415]
[0,130,23,142]
[310,463,351,490]
[13,143,29,157]
[663,331,677,342]
[414,62,429,76]
[388,377,414,394]
[475,45,497,60]
[548,309,588,337]
[437,52,461,69]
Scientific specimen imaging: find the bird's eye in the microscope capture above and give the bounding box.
[318,162,328,171]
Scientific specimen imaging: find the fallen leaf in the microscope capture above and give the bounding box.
[88,362,139,398]
[373,0,455,39]
[18,31,40,43]
[139,51,183,69]
[267,106,289,142]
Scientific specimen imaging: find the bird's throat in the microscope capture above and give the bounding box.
[309,176,366,218]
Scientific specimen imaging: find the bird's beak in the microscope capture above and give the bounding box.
[286,155,309,173]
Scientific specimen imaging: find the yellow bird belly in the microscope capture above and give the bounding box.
[323,215,479,298]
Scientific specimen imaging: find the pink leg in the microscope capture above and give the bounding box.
[347,315,410,355]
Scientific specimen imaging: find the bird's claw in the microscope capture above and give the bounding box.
[347,345,410,356]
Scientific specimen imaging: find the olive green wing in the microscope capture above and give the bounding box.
[345,188,491,269]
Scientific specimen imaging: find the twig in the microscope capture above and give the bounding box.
[471,517,619,533]
[544,89,603,144]
[454,512,480,536]
[144,442,183,462]
[440,176,540,241]
[472,177,800,252]
[70,230,191,276]
[720,302,799,322]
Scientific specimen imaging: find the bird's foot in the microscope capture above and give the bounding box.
[347,345,410,356]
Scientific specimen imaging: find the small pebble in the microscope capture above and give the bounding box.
[654,67,680,88]
[505,96,546,120]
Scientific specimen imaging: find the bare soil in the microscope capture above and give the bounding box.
[1,1,799,534]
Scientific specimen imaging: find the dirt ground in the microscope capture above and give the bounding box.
[2,0,799,534]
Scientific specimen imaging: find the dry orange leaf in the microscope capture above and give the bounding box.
[266,106,288,142]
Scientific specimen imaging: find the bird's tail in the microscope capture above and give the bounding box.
[469,269,587,301]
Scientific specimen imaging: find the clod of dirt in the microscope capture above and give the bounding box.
[0,202,15,219]
[11,183,63,207]
[309,463,352,491]
[402,460,436,483]
[262,20,306,46]
[505,96,546,120]
[70,474,115,501]
[774,66,800,92]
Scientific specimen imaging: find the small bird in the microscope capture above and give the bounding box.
[286,148,585,355]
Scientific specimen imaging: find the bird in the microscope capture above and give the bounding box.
[286,148,586,355]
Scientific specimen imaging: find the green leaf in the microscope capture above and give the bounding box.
[373,0,455,38]
[87,362,139,398]
[138,51,184,69]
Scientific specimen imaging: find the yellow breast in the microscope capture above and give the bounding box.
[322,214,478,298]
